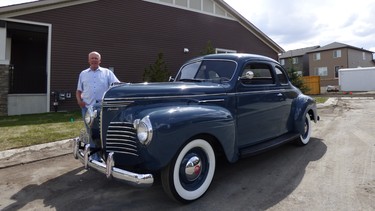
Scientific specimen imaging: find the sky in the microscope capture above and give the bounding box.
[223,0,375,52]
[1,0,375,52]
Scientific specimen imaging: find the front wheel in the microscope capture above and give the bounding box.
[161,138,216,203]
[296,113,312,145]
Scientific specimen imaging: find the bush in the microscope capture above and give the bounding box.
[287,67,310,93]
[143,52,170,82]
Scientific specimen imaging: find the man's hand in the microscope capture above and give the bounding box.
[76,90,85,108]
[78,100,86,108]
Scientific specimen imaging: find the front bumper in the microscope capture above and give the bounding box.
[72,138,153,188]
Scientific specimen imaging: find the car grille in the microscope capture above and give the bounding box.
[105,122,138,157]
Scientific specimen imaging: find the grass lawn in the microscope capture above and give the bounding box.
[0,110,84,151]
[314,96,328,104]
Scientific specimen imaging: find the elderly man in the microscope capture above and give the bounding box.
[76,51,120,160]
[76,51,119,114]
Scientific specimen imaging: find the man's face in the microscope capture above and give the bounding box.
[88,53,101,69]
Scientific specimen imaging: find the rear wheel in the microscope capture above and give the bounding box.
[161,138,216,203]
[296,113,312,145]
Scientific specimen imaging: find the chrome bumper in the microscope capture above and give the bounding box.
[72,138,153,188]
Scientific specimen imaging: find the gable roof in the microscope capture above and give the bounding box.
[214,0,284,53]
[0,0,97,16]
[279,45,320,59]
[308,42,374,53]
[0,0,284,54]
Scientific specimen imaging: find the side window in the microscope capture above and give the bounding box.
[275,66,288,84]
[241,63,275,85]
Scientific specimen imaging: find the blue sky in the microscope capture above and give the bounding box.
[2,0,375,52]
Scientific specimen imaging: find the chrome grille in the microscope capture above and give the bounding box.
[106,122,138,156]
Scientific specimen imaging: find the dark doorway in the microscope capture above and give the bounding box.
[7,22,48,94]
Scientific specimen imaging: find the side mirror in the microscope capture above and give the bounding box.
[240,70,254,80]
[168,76,175,82]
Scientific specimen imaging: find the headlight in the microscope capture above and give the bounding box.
[84,106,97,127]
[134,116,153,145]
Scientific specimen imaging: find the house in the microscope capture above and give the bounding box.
[0,0,283,116]
[279,45,319,76]
[279,42,375,92]
[307,42,375,89]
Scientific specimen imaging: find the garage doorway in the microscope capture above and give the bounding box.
[6,21,49,115]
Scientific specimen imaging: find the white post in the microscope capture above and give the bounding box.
[0,26,9,65]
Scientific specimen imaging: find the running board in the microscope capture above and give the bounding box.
[239,133,299,158]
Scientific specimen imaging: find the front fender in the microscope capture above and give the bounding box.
[292,94,318,134]
[140,105,236,170]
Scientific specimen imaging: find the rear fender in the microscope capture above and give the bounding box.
[293,95,318,134]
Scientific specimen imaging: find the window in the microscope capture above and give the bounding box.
[175,0,188,7]
[333,50,341,58]
[145,0,233,19]
[190,0,201,10]
[316,67,328,76]
[363,52,366,60]
[176,60,236,82]
[275,66,288,84]
[313,53,321,60]
[241,63,275,85]
[215,48,236,54]
[203,0,214,13]
[280,59,285,65]
[292,57,298,64]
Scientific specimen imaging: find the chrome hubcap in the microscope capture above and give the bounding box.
[185,156,202,181]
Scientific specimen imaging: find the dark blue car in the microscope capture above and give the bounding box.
[73,53,319,203]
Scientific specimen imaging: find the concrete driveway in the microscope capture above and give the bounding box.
[0,97,374,210]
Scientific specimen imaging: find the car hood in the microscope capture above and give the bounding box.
[103,82,228,100]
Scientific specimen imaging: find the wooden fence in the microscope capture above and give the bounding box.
[302,76,320,95]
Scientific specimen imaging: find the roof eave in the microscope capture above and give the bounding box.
[0,0,97,18]
[215,0,284,54]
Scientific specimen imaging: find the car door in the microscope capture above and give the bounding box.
[235,62,287,147]
[273,65,297,134]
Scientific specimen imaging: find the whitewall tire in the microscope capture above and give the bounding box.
[161,138,216,203]
[297,113,312,145]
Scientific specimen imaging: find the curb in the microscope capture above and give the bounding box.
[0,138,75,169]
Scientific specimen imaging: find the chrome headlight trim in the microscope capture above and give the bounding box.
[84,106,98,127]
[134,116,153,145]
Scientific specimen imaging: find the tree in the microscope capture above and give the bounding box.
[287,67,310,93]
[143,52,170,82]
[201,40,215,55]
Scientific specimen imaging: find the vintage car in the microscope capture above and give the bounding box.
[73,53,319,203]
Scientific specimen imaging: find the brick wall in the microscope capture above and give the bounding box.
[0,65,8,116]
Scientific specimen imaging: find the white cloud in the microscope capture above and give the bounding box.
[224,0,375,52]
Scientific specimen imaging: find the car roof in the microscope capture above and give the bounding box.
[186,53,278,64]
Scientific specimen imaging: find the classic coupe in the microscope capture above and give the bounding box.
[73,53,319,203]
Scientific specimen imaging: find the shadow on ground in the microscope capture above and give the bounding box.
[3,138,327,210]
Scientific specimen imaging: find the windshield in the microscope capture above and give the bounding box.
[175,60,237,83]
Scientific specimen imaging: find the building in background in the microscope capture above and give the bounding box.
[0,0,283,115]
[307,42,375,90]
[279,46,319,76]
[279,42,375,93]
